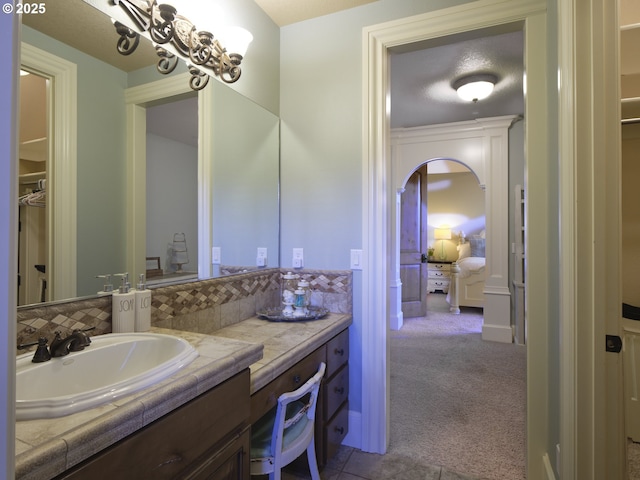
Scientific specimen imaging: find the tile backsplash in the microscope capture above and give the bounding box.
[16,268,352,354]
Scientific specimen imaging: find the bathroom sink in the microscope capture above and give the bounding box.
[16,332,198,421]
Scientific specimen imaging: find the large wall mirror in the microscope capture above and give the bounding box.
[17,0,280,307]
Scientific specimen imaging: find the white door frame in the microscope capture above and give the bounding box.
[124,74,212,283]
[362,0,623,479]
[360,0,554,478]
[20,43,77,302]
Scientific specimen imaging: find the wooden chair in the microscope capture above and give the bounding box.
[250,362,326,480]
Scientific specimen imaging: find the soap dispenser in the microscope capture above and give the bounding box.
[135,273,151,332]
[112,273,135,333]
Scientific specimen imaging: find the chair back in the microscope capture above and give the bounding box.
[271,362,326,469]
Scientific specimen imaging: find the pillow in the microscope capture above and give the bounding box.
[457,242,471,260]
[469,235,486,257]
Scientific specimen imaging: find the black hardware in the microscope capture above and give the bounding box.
[335,426,344,434]
[421,253,427,263]
[293,375,301,384]
[606,335,622,353]
[17,337,51,363]
[334,386,345,394]
[334,348,344,356]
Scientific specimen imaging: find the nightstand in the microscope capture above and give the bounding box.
[427,261,452,293]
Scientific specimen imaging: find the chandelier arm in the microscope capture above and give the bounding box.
[114,22,140,56]
[156,47,179,75]
[189,67,210,91]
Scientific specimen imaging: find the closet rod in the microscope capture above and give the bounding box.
[622,117,640,125]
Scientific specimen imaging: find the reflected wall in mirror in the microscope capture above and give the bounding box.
[17,0,280,307]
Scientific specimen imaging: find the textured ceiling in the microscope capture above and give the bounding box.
[390,28,524,128]
[254,0,377,26]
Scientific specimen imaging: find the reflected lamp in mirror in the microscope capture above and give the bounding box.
[111,0,253,90]
[434,227,452,261]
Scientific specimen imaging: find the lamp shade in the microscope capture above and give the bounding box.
[434,227,452,240]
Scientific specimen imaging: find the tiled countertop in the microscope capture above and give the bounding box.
[212,313,352,394]
[15,313,351,480]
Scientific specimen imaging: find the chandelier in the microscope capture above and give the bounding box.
[112,0,253,90]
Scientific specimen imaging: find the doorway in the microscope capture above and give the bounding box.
[360,3,553,477]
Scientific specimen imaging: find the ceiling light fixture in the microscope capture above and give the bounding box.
[453,74,497,102]
[112,0,253,91]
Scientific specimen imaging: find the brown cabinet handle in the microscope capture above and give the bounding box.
[334,348,344,356]
[334,386,345,394]
[293,375,301,384]
[335,426,344,434]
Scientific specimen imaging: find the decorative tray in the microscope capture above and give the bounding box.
[256,306,329,322]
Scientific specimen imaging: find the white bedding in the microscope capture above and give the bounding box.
[456,256,485,278]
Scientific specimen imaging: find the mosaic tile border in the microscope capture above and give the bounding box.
[15,268,352,354]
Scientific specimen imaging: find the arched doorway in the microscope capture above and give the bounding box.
[390,117,518,341]
[396,159,486,324]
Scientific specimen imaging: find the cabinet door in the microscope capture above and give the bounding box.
[56,371,250,480]
[184,428,250,480]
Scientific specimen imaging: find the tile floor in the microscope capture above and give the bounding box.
[278,446,484,480]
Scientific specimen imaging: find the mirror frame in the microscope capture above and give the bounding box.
[124,73,212,284]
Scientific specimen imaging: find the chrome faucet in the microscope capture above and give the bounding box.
[50,328,93,357]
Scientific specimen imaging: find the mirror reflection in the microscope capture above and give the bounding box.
[18,0,280,306]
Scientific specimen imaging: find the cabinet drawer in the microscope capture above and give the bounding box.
[323,401,349,464]
[326,329,349,377]
[250,347,326,424]
[324,365,349,420]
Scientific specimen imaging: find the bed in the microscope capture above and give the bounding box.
[446,235,486,312]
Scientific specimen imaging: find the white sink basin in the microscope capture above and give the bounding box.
[16,332,198,421]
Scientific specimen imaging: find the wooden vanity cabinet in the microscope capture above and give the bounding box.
[55,370,251,480]
[322,329,350,463]
[250,327,350,467]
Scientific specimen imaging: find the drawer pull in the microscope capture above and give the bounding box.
[334,386,345,394]
[334,348,345,356]
[335,426,345,435]
[156,454,183,469]
[293,375,301,384]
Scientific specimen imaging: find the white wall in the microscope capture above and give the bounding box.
[280,0,477,425]
[427,168,486,261]
[146,133,198,274]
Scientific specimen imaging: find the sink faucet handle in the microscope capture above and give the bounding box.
[71,328,93,348]
[17,337,52,363]
[32,337,52,363]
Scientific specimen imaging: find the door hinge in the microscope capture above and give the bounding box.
[606,335,622,353]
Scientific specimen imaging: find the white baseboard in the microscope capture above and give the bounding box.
[482,323,513,343]
[342,410,362,450]
[543,453,557,480]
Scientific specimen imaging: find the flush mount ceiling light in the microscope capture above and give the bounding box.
[112,0,253,90]
[453,74,497,102]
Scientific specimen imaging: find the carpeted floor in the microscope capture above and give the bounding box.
[389,293,527,480]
